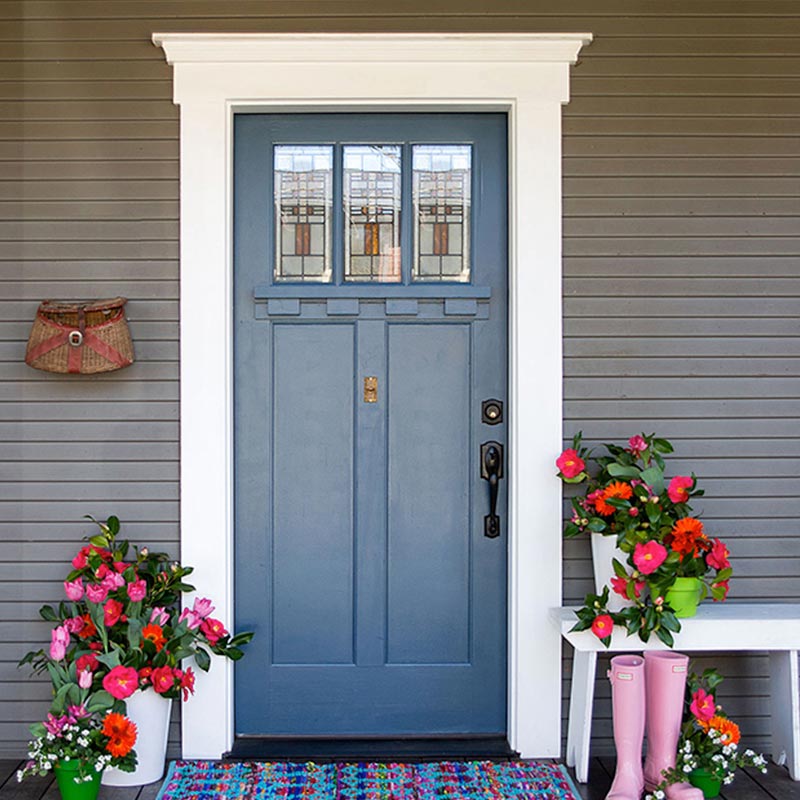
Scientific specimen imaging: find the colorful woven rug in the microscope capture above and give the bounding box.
[156,760,581,799]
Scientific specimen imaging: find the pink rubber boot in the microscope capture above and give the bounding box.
[644,651,703,800]
[606,655,645,800]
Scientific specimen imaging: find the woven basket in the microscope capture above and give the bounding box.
[25,298,134,374]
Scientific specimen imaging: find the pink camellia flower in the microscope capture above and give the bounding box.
[633,541,668,575]
[103,665,139,700]
[690,688,716,722]
[556,448,585,479]
[43,713,67,736]
[95,563,110,580]
[178,607,203,630]
[200,617,228,645]
[150,606,170,626]
[72,550,88,569]
[591,614,614,640]
[127,579,147,603]
[85,583,109,604]
[179,667,196,701]
[151,665,175,694]
[627,435,647,455]
[64,616,85,634]
[113,561,128,573]
[104,597,123,627]
[64,578,84,601]
[668,475,693,504]
[78,668,93,689]
[610,575,644,600]
[192,597,215,619]
[102,571,125,591]
[707,538,731,571]
[76,653,98,673]
[49,625,70,661]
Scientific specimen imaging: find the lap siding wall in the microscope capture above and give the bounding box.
[1,0,798,758]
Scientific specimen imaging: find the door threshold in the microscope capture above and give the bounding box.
[226,735,517,761]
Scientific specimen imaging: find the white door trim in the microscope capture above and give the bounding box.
[153,31,591,760]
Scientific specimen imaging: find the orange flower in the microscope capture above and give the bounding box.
[102,712,137,758]
[595,481,633,516]
[142,623,167,652]
[701,715,740,746]
[670,517,707,557]
[77,613,97,640]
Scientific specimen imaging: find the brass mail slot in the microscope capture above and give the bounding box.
[363,376,378,403]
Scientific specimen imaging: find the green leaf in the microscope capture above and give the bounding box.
[89,534,109,548]
[225,647,245,661]
[607,463,641,480]
[194,647,211,672]
[106,516,121,535]
[612,558,628,579]
[561,472,588,485]
[655,626,674,648]
[587,519,608,533]
[86,690,115,714]
[569,619,592,633]
[640,466,665,495]
[127,618,143,650]
[39,605,58,622]
[229,632,254,647]
[95,650,122,670]
[653,438,674,454]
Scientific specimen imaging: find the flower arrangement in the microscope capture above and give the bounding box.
[646,668,767,799]
[557,433,733,647]
[18,515,253,788]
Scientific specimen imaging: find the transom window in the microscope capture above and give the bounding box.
[273,143,472,284]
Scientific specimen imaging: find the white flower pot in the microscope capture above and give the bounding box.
[590,532,634,612]
[102,689,172,787]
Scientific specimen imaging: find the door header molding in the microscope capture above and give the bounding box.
[153,30,591,761]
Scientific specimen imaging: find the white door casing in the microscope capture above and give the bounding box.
[153,32,592,760]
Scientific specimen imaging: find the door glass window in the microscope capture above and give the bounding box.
[274,145,333,282]
[344,145,402,283]
[413,145,471,283]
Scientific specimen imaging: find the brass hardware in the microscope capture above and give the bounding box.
[363,376,378,403]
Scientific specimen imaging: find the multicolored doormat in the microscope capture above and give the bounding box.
[156,760,582,799]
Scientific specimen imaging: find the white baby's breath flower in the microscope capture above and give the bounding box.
[683,765,692,774]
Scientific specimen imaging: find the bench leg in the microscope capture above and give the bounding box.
[769,650,800,780]
[566,649,598,783]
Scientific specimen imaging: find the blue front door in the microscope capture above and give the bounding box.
[234,113,508,737]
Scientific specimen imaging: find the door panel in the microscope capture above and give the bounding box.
[234,113,507,738]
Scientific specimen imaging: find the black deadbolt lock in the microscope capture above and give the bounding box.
[482,399,503,425]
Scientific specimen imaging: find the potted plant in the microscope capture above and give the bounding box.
[645,668,768,799]
[19,515,253,786]
[557,433,733,647]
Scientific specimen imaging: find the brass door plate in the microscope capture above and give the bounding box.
[363,376,378,403]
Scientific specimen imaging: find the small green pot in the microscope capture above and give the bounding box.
[688,767,723,799]
[665,576,704,617]
[54,760,103,800]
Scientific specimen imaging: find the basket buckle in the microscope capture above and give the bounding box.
[68,330,83,347]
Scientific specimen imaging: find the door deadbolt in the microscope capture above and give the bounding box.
[482,399,503,425]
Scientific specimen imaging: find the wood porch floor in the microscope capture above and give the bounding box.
[1,757,796,799]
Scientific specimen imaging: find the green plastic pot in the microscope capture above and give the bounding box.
[689,767,723,799]
[54,760,103,800]
[665,576,704,618]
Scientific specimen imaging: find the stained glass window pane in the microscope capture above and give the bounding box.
[344,145,402,283]
[413,145,471,283]
[274,145,333,282]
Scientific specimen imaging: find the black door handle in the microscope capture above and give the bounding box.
[481,441,504,538]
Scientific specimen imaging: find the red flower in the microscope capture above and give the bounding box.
[138,667,153,685]
[103,665,139,700]
[102,712,137,758]
[633,541,668,575]
[104,598,123,627]
[179,666,196,701]
[707,538,730,570]
[667,475,693,504]
[76,653,98,673]
[556,448,585,479]
[142,623,167,652]
[77,613,97,640]
[591,614,614,641]
[200,617,228,646]
[151,665,175,694]
[610,575,643,600]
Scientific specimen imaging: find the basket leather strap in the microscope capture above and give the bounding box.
[27,329,130,372]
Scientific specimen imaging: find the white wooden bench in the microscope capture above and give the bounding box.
[554,603,800,784]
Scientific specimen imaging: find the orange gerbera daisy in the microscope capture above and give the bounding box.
[701,715,740,746]
[142,622,167,652]
[595,481,634,516]
[670,517,707,557]
[77,613,97,640]
[102,712,137,758]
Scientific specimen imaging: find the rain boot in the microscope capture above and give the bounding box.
[644,651,703,800]
[606,654,645,800]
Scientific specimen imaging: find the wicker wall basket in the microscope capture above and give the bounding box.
[25,298,135,374]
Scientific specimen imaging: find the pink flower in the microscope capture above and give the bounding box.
[178,607,202,630]
[78,668,93,689]
[591,614,614,640]
[151,665,175,694]
[633,541,668,575]
[102,571,125,591]
[690,688,716,722]
[668,475,693,504]
[127,579,147,603]
[64,616,84,634]
[610,575,644,600]
[43,713,67,736]
[150,606,170,626]
[192,597,215,619]
[49,625,70,661]
[104,598,123,627]
[103,665,139,700]
[556,448,585,479]
[707,538,730,570]
[200,617,228,645]
[113,561,128,573]
[86,583,108,604]
[64,578,84,601]
[627,435,647,455]
[76,653,98,673]
[179,667,196,701]
[628,507,639,517]
[66,704,89,721]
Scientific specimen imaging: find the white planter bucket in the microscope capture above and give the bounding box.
[102,689,172,787]
[590,532,634,612]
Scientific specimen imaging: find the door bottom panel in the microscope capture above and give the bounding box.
[227,735,517,761]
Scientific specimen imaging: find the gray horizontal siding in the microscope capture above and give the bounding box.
[2,0,798,762]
